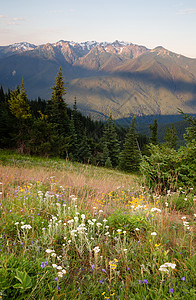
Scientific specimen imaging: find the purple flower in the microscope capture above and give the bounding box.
[138,280,142,285]
[54,277,58,281]
[144,279,148,285]
[127,267,130,270]
[45,261,48,265]
[91,264,95,271]
[182,276,186,281]
[102,269,106,273]
[162,280,165,284]
[169,288,174,293]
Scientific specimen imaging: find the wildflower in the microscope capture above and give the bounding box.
[124,249,128,252]
[81,214,85,220]
[56,266,62,270]
[103,219,107,223]
[93,246,100,254]
[151,232,157,236]
[62,269,66,274]
[182,276,186,281]
[46,249,55,254]
[21,224,32,229]
[135,228,140,231]
[52,264,57,268]
[144,279,148,285]
[169,288,174,293]
[57,271,63,277]
[15,222,19,225]
[151,208,161,213]
[117,229,122,233]
[91,264,95,270]
[102,269,106,273]
[123,231,126,234]
[51,253,57,257]
[181,216,186,220]
[165,202,169,207]
[92,219,97,222]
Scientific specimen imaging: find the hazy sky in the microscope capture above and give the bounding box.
[0,0,196,58]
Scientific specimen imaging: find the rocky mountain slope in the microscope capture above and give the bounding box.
[0,40,195,120]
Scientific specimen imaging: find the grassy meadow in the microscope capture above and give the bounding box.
[0,150,195,299]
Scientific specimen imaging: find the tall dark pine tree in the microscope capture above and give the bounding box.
[47,67,69,135]
[46,67,71,157]
[119,117,141,172]
[149,119,158,144]
[102,113,120,167]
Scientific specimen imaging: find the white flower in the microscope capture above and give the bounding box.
[62,269,66,274]
[56,266,62,270]
[117,229,122,233]
[46,249,54,254]
[151,232,157,236]
[123,231,126,234]
[105,232,110,236]
[21,224,32,229]
[74,217,79,222]
[51,253,57,257]
[92,219,97,223]
[151,208,161,213]
[93,246,100,254]
[81,214,85,220]
[103,219,107,223]
[52,264,57,268]
[165,202,169,207]
[181,216,186,220]
[194,214,196,218]
[56,203,61,206]
[67,219,74,224]
[163,263,176,269]
[96,223,102,227]
[57,271,63,277]
[159,266,169,273]
[123,249,128,252]
[135,228,140,231]
[15,222,19,225]
[99,210,103,213]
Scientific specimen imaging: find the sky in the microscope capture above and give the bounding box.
[0,0,196,58]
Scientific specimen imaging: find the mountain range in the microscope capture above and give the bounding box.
[0,40,196,121]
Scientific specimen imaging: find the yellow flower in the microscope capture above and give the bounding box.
[102,292,106,295]
[155,243,161,247]
[114,259,118,262]
[149,239,152,242]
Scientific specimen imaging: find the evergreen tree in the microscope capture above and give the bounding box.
[149,119,158,144]
[46,67,71,157]
[47,67,69,135]
[164,124,178,149]
[119,117,141,172]
[9,81,31,120]
[102,113,120,167]
[77,129,91,163]
[8,81,32,153]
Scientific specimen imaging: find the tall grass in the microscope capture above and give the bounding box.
[0,150,195,299]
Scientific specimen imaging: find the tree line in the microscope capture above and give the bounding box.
[0,67,195,185]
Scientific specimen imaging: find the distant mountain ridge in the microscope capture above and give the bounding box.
[0,40,196,121]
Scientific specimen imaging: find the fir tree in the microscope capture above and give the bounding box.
[8,81,31,153]
[119,117,141,172]
[102,113,120,167]
[149,119,158,144]
[164,124,178,149]
[47,67,69,135]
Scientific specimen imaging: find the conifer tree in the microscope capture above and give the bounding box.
[8,80,31,153]
[102,113,120,167]
[149,119,158,144]
[47,67,69,135]
[119,117,141,172]
[164,124,178,149]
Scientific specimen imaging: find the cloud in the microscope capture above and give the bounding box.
[0,14,25,26]
[177,8,196,15]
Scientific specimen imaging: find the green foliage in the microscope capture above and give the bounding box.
[102,113,120,167]
[149,119,158,144]
[8,81,31,120]
[14,270,32,291]
[164,124,178,149]
[107,209,150,235]
[119,117,141,172]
